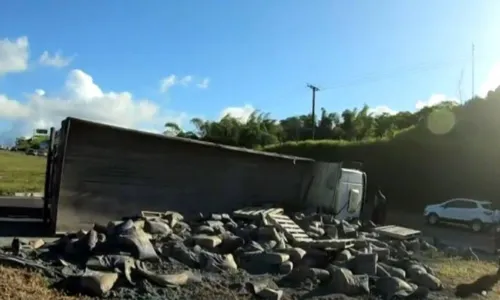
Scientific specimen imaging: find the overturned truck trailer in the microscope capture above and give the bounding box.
[43,117,367,233]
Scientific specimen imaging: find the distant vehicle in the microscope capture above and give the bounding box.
[26,149,38,156]
[424,198,497,232]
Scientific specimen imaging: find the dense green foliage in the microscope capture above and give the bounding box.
[14,136,49,151]
[168,103,460,147]
[169,86,500,212]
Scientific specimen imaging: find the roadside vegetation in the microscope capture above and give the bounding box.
[0,266,83,300]
[0,150,46,196]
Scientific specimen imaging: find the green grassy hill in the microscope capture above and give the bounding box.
[0,151,46,195]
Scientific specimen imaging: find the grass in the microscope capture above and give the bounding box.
[420,251,500,298]
[0,266,84,300]
[0,150,46,196]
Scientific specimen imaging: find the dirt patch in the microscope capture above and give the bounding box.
[0,265,85,300]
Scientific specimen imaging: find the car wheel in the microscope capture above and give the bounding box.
[471,219,483,232]
[427,213,439,225]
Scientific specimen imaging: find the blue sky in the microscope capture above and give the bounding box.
[0,0,499,143]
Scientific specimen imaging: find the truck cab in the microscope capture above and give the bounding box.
[303,163,366,220]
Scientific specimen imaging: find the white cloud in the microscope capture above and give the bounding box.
[159,74,194,92]
[0,95,30,119]
[415,94,459,110]
[368,105,397,116]
[0,69,187,144]
[197,77,210,89]
[160,75,177,93]
[478,62,500,98]
[34,89,45,96]
[39,50,73,68]
[219,104,255,122]
[179,75,192,86]
[0,36,29,76]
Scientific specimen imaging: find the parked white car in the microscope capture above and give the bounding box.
[423,198,498,232]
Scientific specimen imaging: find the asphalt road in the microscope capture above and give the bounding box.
[0,196,43,208]
[388,210,495,253]
[0,197,494,252]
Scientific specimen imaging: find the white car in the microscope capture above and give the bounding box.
[423,198,497,232]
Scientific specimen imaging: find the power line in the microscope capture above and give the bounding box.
[318,54,494,92]
[306,84,320,140]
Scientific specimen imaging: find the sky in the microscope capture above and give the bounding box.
[1,0,500,144]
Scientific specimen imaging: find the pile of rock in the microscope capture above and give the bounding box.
[0,208,443,299]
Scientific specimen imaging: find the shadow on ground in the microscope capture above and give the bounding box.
[0,219,52,237]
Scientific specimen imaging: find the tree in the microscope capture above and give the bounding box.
[161,85,500,149]
[164,122,182,137]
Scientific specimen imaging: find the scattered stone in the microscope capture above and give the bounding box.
[191,234,223,248]
[279,261,294,274]
[257,287,283,300]
[80,270,119,296]
[409,269,443,290]
[0,207,448,299]
[276,247,306,263]
[351,253,377,276]
[327,265,370,296]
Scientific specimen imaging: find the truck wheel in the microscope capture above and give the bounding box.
[471,220,483,233]
[427,213,439,225]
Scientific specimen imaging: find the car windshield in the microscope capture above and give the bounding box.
[482,203,493,210]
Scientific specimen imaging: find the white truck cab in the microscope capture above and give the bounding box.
[303,163,366,220]
[334,168,366,220]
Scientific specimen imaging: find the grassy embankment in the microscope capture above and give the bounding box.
[0,151,46,196]
[264,122,500,212]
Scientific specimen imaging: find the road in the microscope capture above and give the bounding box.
[0,197,494,252]
[0,196,43,208]
[388,210,495,253]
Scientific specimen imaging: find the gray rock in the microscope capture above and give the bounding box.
[144,220,171,235]
[351,253,378,276]
[80,270,119,296]
[276,247,306,263]
[375,276,415,299]
[260,240,278,251]
[279,261,294,274]
[163,211,184,228]
[257,287,283,300]
[135,261,198,287]
[376,264,391,277]
[258,226,281,241]
[201,252,238,271]
[407,264,427,279]
[404,239,421,252]
[327,265,370,296]
[371,244,390,261]
[306,268,331,282]
[336,249,352,262]
[163,241,200,268]
[172,221,191,235]
[219,234,245,254]
[379,262,406,279]
[242,252,290,264]
[118,227,159,261]
[324,224,338,238]
[409,270,442,290]
[191,234,223,248]
[195,225,215,235]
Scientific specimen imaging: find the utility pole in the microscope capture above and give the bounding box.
[458,68,464,104]
[307,84,320,139]
[472,43,475,99]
